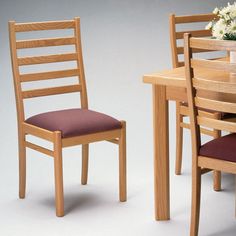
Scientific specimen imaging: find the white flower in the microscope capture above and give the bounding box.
[206,2,236,40]
[228,3,236,19]
[205,21,213,30]
[219,2,236,21]
[212,19,228,39]
[213,7,219,14]
[229,20,236,33]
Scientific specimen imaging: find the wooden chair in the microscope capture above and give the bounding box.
[9,18,126,217]
[169,13,224,191]
[184,33,236,236]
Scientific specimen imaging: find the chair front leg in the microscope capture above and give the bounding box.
[19,130,26,199]
[119,121,127,202]
[81,144,89,185]
[190,167,201,236]
[53,131,64,217]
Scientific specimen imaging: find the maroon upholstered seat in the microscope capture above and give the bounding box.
[199,133,236,163]
[25,108,122,138]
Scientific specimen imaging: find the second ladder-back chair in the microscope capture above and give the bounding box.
[184,34,236,236]
[169,13,236,191]
[9,17,126,217]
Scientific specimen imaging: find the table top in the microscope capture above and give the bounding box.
[143,66,236,87]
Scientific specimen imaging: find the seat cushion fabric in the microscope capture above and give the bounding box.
[25,108,122,138]
[199,133,236,163]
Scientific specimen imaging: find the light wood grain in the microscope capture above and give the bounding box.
[16,37,76,49]
[9,18,126,217]
[175,13,216,24]
[81,144,89,185]
[15,20,75,32]
[175,102,183,175]
[184,34,236,236]
[176,29,211,39]
[22,84,82,99]
[195,97,236,113]
[197,116,236,133]
[153,85,170,220]
[74,17,88,109]
[18,53,78,66]
[190,37,236,51]
[23,123,54,141]
[53,131,64,217]
[198,156,236,174]
[20,69,80,82]
[169,13,222,192]
[25,141,54,157]
[191,58,236,73]
[119,121,127,202]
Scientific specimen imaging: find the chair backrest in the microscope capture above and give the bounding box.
[9,17,88,124]
[184,33,236,154]
[169,13,216,68]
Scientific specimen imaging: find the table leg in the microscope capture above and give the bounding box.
[152,85,170,220]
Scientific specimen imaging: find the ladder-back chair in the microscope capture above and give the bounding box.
[169,13,228,191]
[9,17,126,217]
[184,34,236,236]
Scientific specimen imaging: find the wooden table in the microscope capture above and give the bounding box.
[143,66,236,221]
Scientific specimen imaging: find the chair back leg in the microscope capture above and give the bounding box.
[19,131,26,198]
[175,102,184,175]
[119,121,127,202]
[81,144,89,185]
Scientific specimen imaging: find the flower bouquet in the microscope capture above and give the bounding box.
[206,2,236,68]
[206,2,236,40]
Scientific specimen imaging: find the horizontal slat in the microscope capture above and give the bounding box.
[193,78,236,94]
[62,129,121,147]
[198,110,221,119]
[178,61,185,67]
[177,46,213,54]
[180,122,190,129]
[198,156,236,174]
[190,37,236,51]
[18,53,78,66]
[23,122,54,141]
[197,116,236,133]
[200,128,215,137]
[25,141,54,157]
[175,13,215,24]
[191,58,236,73]
[195,97,236,114]
[20,69,79,82]
[15,20,75,32]
[107,139,119,144]
[179,103,220,118]
[176,29,211,39]
[179,104,189,116]
[180,122,215,137]
[22,84,81,98]
[201,168,212,175]
[16,37,76,49]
